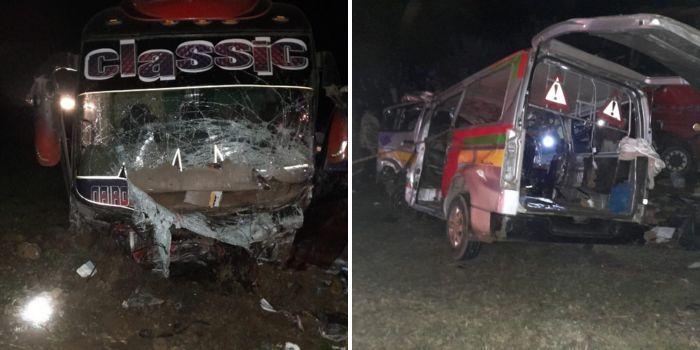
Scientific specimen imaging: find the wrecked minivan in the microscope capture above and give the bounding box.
[404,14,700,260]
[34,0,325,277]
[376,95,429,201]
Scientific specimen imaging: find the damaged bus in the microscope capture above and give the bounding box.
[36,0,325,277]
[404,14,700,260]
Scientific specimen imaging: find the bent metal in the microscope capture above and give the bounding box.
[84,37,309,82]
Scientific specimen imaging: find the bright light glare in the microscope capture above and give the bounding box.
[541,135,556,148]
[596,119,606,127]
[59,95,76,111]
[20,295,54,327]
[284,164,310,171]
[332,140,348,158]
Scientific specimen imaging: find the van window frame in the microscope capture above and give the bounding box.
[381,102,425,132]
[525,56,644,157]
[452,62,516,129]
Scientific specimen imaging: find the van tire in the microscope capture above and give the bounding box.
[446,195,481,260]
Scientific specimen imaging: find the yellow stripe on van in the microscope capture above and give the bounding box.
[458,148,504,167]
[379,150,413,166]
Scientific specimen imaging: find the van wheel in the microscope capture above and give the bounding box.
[446,196,481,260]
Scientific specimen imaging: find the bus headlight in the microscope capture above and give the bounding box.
[59,95,75,111]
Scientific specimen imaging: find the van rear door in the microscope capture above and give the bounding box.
[532,14,700,88]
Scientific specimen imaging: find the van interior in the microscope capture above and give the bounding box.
[520,59,644,217]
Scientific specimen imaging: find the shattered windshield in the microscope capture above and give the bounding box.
[77,86,314,178]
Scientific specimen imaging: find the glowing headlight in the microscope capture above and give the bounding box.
[59,95,75,111]
[541,135,556,148]
[20,295,54,327]
[596,119,606,127]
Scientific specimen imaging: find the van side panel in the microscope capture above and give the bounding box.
[442,124,511,213]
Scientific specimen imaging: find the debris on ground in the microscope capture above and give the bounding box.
[644,226,676,243]
[284,342,301,350]
[259,298,307,331]
[688,262,700,269]
[646,185,700,250]
[325,258,348,296]
[16,242,41,260]
[121,288,164,308]
[76,260,96,278]
[319,312,348,343]
[260,298,277,313]
[330,258,347,275]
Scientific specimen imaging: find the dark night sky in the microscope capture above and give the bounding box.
[352,0,700,112]
[0,0,347,105]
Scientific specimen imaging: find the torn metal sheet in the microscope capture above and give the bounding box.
[532,14,700,88]
[71,86,314,277]
[128,182,303,277]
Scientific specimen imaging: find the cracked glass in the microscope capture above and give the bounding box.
[77,86,314,179]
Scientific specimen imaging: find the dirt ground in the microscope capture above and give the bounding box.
[352,182,700,349]
[0,102,347,350]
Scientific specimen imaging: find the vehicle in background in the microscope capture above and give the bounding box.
[375,94,429,205]
[29,0,336,277]
[648,84,700,179]
[403,14,700,260]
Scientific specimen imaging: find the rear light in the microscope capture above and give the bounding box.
[501,129,519,189]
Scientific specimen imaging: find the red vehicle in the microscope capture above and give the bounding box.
[648,84,700,177]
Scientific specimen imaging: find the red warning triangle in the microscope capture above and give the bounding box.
[545,77,567,107]
[597,97,625,128]
[602,99,621,120]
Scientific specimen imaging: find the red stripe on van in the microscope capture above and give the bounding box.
[441,123,512,196]
[517,51,529,78]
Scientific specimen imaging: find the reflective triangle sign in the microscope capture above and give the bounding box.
[602,99,621,120]
[545,77,567,106]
